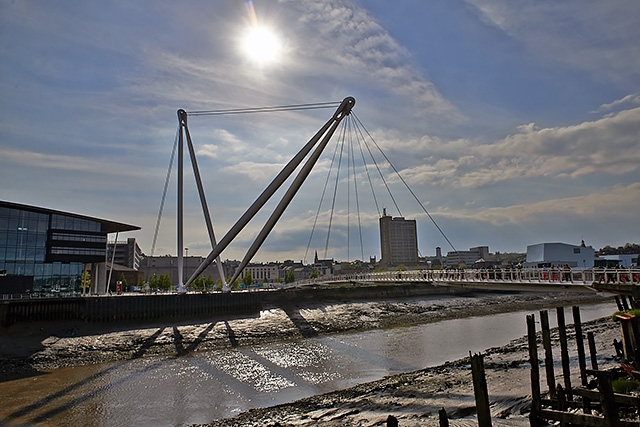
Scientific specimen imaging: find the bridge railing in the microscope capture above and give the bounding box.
[317,267,640,286]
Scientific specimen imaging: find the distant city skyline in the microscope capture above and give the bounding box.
[1,1,639,262]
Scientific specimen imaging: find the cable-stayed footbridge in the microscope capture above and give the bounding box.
[154,96,638,299]
[154,96,457,292]
[296,267,640,297]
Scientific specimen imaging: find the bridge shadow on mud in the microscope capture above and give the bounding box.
[279,302,319,338]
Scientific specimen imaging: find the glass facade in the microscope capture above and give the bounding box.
[0,205,106,295]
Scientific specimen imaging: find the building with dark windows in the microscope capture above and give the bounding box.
[0,200,140,296]
[107,237,144,270]
[446,246,491,268]
[379,209,418,267]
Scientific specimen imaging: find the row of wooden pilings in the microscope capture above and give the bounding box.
[0,293,260,326]
[436,298,639,427]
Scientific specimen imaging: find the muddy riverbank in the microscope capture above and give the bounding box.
[0,291,615,383]
[196,296,622,426]
[196,317,620,427]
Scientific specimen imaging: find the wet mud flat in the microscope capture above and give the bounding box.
[0,292,613,377]
[196,302,620,427]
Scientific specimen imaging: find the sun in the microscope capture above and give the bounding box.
[242,26,281,65]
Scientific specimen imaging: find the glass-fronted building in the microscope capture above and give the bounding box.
[0,201,140,296]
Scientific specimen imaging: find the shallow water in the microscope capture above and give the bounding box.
[0,300,616,426]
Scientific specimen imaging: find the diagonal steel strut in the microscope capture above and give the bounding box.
[185,96,355,288]
[177,110,228,292]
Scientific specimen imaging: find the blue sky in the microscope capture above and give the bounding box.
[1,0,639,263]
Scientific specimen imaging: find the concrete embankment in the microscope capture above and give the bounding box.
[1,282,462,326]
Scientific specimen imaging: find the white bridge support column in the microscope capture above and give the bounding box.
[177,111,185,293]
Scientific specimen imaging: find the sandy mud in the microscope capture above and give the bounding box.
[0,291,622,426]
[197,298,621,426]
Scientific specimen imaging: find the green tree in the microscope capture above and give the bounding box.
[188,275,215,292]
[230,277,241,290]
[203,275,215,291]
[310,269,320,279]
[81,270,91,293]
[284,270,296,283]
[188,276,204,292]
[119,273,128,292]
[242,271,253,287]
[157,274,172,291]
[148,274,159,290]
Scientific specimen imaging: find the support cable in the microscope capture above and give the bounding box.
[348,117,366,261]
[188,101,340,116]
[355,125,382,217]
[324,121,348,259]
[353,112,457,252]
[351,117,403,217]
[303,124,343,264]
[151,125,179,256]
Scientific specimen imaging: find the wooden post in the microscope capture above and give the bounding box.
[556,307,572,397]
[470,352,492,427]
[540,310,556,398]
[587,331,598,371]
[632,285,640,309]
[597,370,619,427]
[573,306,592,414]
[527,314,541,426]
[572,306,588,387]
[622,295,630,311]
[438,408,449,427]
[615,296,624,311]
[557,384,566,409]
[628,315,640,364]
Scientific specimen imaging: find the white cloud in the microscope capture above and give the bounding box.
[0,147,152,177]
[398,106,640,188]
[280,0,459,122]
[197,144,219,159]
[466,0,640,82]
[595,94,640,114]
[448,182,640,225]
[222,161,287,182]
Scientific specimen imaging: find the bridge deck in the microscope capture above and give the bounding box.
[302,267,640,296]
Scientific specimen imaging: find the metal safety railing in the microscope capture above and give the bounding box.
[315,267,640,286]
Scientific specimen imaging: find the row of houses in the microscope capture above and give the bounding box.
[134,252,336,289]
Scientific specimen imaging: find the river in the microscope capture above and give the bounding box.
[0,300,615,426]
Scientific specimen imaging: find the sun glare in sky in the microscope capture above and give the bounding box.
[242,25,281,65]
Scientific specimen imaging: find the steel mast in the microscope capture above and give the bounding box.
[185,96,355,288]
[176,110,228,292]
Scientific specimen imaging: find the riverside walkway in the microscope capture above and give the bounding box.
[305,267,640,296]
